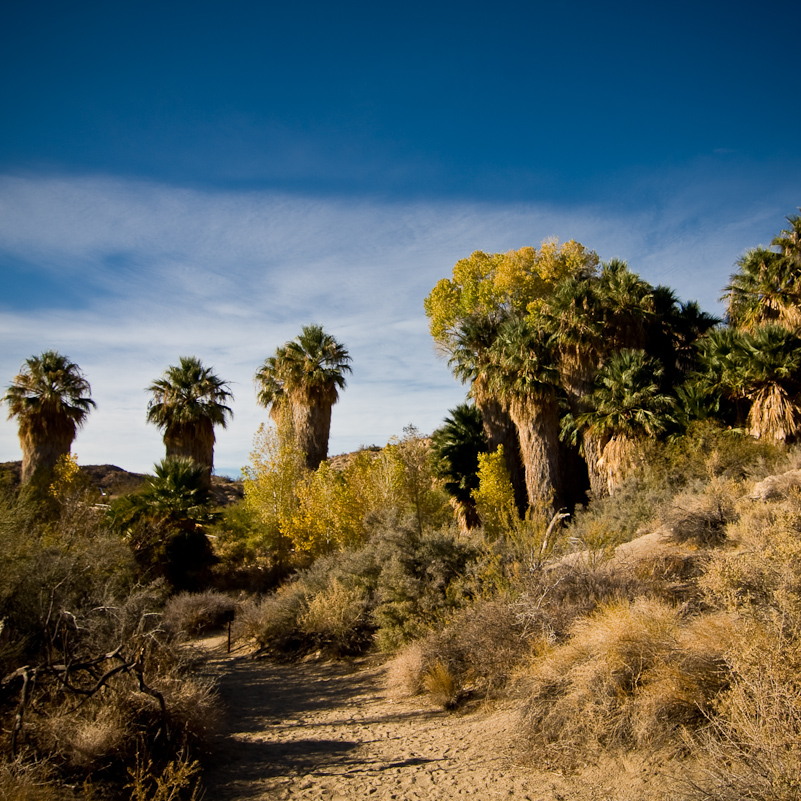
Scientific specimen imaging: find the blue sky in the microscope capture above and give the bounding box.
[1,0,799,476]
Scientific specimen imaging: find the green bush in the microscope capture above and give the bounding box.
[239,520,483,656]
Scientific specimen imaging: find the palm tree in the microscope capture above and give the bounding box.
[740,325,801,443]
[597,258,655,351]
[255,325,351,471]
[430,403,488,532]
[146,356,233,486]
[3,350,96,485]
[772,211,801,270]
[538,275,607,497]
[724,247,801,333]
[576,350,675,494]
[447,312,527,513]
[109,457,219,590]
[488,316,563,513]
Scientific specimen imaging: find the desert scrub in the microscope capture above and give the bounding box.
[700,489,801,620]
[512,557,657,648]
[518,598,731,769]
[678,487,801,798]
[0,475,217,798]
[238,521,483,656]
[660,477,741,547]
[389,598,530,708]
[682,628,801,801]
[163,590,238,637]
[299,579,370,654]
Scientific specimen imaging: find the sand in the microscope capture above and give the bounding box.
[197,639,562,800]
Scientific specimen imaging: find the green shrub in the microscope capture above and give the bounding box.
[237,520,483,656]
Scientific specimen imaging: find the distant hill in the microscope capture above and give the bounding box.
[0,461,244,506]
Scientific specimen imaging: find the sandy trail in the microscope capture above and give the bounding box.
[196,639,560,800]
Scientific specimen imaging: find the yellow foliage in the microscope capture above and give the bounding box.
[49,452,83,498]
[244,421,449,559]
[472,446,518,539]
[243,419,307,559]
[290,462,367,555]
[345,448,404,517]
[424,240,598,345]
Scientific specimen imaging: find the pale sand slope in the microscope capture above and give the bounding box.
[197,640,565,801]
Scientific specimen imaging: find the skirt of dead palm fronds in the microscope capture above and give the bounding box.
[598,435,638,496]
[450,497,480,534]
[747,384,801,444]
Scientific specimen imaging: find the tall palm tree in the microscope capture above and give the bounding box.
[538,275,607,497]
[576,350,675,494]
[740,325,801,443]
[146,356,233,486]
[3,350,96,485]
[255,325,351,471]
[488,316,563,513]
[448,312,527,513]
[430,403,488,532]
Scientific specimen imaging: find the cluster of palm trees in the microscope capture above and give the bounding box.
[426,211,801,519]
[3,325,351,488]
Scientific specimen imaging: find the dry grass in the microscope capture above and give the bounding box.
[519,598,732,768]
[298,579,369,654]
[513,558,655,648]
[0,758,78,801]
[679,625,801,801]
[422,661,461,709]
[127,749,202,801]
[386,641,425,699]
[661,479,740,547]
[236,583,308,651]
[386,599,529,707]
[511,463,801,795]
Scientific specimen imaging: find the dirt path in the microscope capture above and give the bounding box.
[196,638,562,800]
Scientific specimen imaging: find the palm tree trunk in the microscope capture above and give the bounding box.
[599,434,638,495]
[164,419,215,488]
[19,416,76,486]
[293,401,332,471]
[508,394,562,514]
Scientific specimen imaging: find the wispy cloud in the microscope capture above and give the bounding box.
[1,171,796,474]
